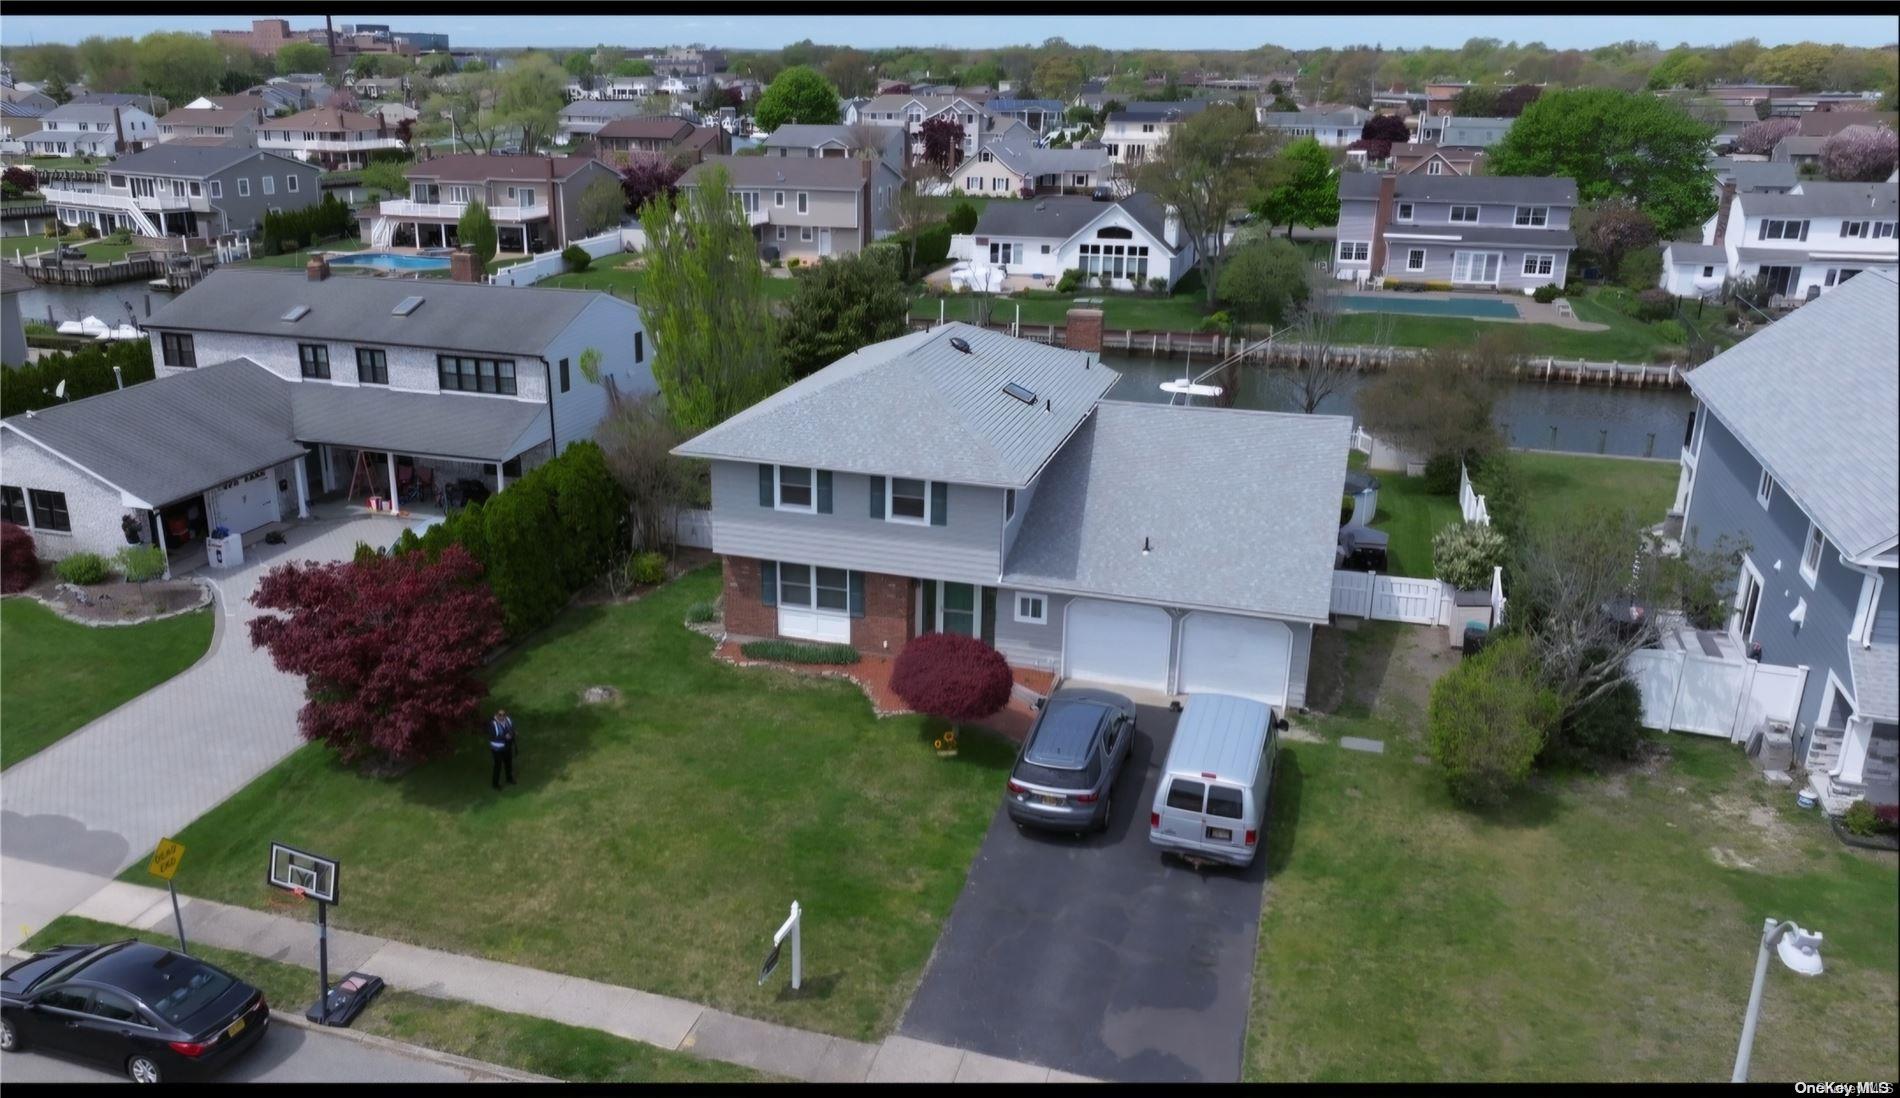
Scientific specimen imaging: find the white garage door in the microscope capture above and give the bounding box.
[1176,612,1291,706]
[1064,599,1173,693]
[209,476,279,536]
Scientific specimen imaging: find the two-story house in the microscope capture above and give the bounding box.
[254,107,406,170]
[0,268,654,571]
[585,115,727,163]
[954,193,1197,290]
[1257,106,1371,147]
[854,93,1026,166]
[1387,141,1485,177]
[1692,180,1898,303]
[1100,100,1212,168]
[678,155,876,261]
[1335,173,1578,290]
[673,322,1349,711]
[946,138,1113,198]
[41,145,322,239]
[370,153,622,254]
[557,99,655,144]
[1436,115,1515,149]
[156,105,263,148]
[984,98,1067,138]
[20,102,159,159]
[1669,271,1897,814]
[759,124,906,237]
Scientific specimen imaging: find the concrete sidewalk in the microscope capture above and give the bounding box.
[68,881,1093,1084]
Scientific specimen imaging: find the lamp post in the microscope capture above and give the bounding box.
[1732,917,1824,1082]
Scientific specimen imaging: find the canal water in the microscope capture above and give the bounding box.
[1103,355,1693,459]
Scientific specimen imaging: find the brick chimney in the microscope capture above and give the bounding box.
[1711,180,1737,247]
[1065,308,1103,353]
[1369,172,1397,277]
[449,246,481,282]
[306,256,330,280]
[112,105,126,153]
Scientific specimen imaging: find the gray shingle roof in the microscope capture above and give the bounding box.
[290,382,548,462]
[146,269,613,357]
[678,154,868,190]
[39,102,140,124]
[1742,181,1898,219]
[1002,401,1351,622]
[1438,116,1515,146]
[960,138,1110,179]
[1665,241,1730,264]
[1,359,303,507]
[673,323,1119,489]
[1341,173,1577,206]
[559,100,653,120]
[1730,160,1798,192]
[1685,270,1898,559]
[972,192,1181,253]
[1112,99,1212,119]
[105,146,308,178]
[1849,644,1899,721]
[1260,108,1370,128]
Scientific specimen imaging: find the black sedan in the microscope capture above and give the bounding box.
[2,940,270,1083]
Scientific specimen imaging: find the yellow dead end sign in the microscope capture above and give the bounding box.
[148,838,186,881]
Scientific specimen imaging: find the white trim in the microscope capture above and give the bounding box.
[1383,232,1461,241]
[1512,204,1549,227]
[885,476,931,526]
[1337,240,1369,263]
[1799,521,1824,588]
[0,423,152,508]
[1848,570,1882,646]
[1522,252,1556,277]
[1014,591,1048,625]
[1394,202,1414,223]
[1732,555,1766,645]
[1405,247,1426,271]
[772,464,816,513]
[1756,467,1774,509]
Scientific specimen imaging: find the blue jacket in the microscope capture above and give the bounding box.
[489,716,515,752]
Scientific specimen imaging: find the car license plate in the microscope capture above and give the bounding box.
[1038,794,1065,807]
[226,1017,247,1039]
[1206,826,1233,841]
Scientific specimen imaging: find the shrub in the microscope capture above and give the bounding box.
[740,639,860,664]
[562,244,591,272]
[1149,276,1169,294]
[911,222,953,272]
[629,550,667,585]
[1652,318,1687,345]
[945,199,979,235]
[1532,283,1562,303]
[1432,522,1508,591]
[685,599,717,623]
[1549,675,1645,765]
[1055,268,1083,293]
[1427,636,1562,807]
[1,339,156,416]
[1633,287,1675,321]
[1841,799,1879,837]
[1,522,40,593]
[1421,452,1462,495]
[55,552,114,585]
[889,632,1014,724]
[116,544,167,583]
[352,541,382,565]
[1467,452,1528,548]
[787,257,802,268]
[1619,247,1664,293]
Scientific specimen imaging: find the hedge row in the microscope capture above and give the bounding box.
[740,639,861,665]
[395,441,626,635]
[261,193,357,256]
[0,339,156,415]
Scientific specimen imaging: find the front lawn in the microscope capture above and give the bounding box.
[26,916,773,1082]
[1332,287,1733,364]
[538,254,798,306]
[916,286,1214,332]
[131,567,1015,1041]
[2,232,140,264]
[0,599,214,770]
[1248,622,1899,1081]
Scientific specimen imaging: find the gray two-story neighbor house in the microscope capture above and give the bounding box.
[1336,173,1578,290]
[1672,270,1897,814]
[674,323,1350,710]
[39,145,322,239]
[1,268,653,571]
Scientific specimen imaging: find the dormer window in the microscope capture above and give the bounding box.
[1513,206,1549,227]
[1449,205,1479,223]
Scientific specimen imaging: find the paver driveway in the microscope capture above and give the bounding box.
[897,704,1272,1082]
[0,515,413,950]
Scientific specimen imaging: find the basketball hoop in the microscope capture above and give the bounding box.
[290,886,305,900]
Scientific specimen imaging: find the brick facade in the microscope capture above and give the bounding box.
[721,555,916,655]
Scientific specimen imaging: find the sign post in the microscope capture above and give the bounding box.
[757,901,801,992]
[146,838,188,954]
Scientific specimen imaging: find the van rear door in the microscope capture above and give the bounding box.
[1153,777,1206,843]
[1203,782,1255,855]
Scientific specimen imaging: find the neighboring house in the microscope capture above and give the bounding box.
[1712,103,1762,149]
[1099,100,1212,168]
[954,192,1197,290]
[255,107,405,170]
[853,93,1013,164]
[371,153,622,254]
[599,75,661,100]
[0,97,45,155]
[20,101,159,158]
[156,106,262,147]
[1,268,654,569]
[1658,241,1733,298]
[1670,271,1898,813]
[985,98,1067,138]
[1796,110,1898,138]
[1335,173,1578,290]
[557,98,654,143]
[370,101,419,128]
[1772,135,1828,169]
[1,86,57,114]
[1257,107,1371,147]
[946,138,1112,197]
[266,76,336,109]
[1,266,28,368]
[67,92,170,116]
[1722,159,1800,194]
[677,154,876,261]
[41,145,321,238]
[350,76,408,101]
[1072,79,1112,114]
[1435,115,1515,149]
[761,124,906,237]
[1695,180,1899,303]
[586,116,727,163]
[1388,142,1485,176]
[672,323,1350,711]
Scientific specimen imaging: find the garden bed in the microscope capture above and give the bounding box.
[26,575,212,625]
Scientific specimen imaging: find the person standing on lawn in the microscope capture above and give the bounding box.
[489,709,517,790]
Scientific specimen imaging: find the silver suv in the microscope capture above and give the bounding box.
[1004,688,1138,834]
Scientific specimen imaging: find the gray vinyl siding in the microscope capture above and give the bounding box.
[1387,244,1571,290]
[1684,407,1867,754]
[999,472,1042,562]
[708,460,1004,584]
[994,588,1071,670]
[1335,198,1379,265]
[541,297,656,453]
[556,162,622,246]
[1401,200,1572,232]
[1874,580,1899,646]
[1287,621,1312,709]
[207,158,323,236]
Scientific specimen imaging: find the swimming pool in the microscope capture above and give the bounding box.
[328,252,452,272]
[1338,294,1521,319]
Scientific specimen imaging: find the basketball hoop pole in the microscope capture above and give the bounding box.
[310,898,330,1025]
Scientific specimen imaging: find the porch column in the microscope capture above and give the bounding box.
[152,508,171,580]
[294,453,311,518]
[1837,718,1872,784]
[320,444,336,493]
[495,462,506,493]
[386,451,400,510]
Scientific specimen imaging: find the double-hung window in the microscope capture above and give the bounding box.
[1800,522,1825,587]
[1337,241,1369,263]
[286,173,299,193]
[261,176,275,196]
[1449,205,1480,223]
[437,355,518,395]
[28,489,70,533]
[1522,253,1555,277]
[298,343,330,379]
[888,477,929,524]
[1513,205,1548,227]
[797,192,808,214]
[775,466,815,511]
[774,190,785,208]
[236,177,250,197]
[1395,202,1413,222]
[1756,468,1775,508]
[1014,592,1046,624]
[0,485,27,526]
[1406,247,1426,271]
[159,331,196,369]
[355,347,387,384]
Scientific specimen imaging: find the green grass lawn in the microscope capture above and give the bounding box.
[1513,450,1678,532]
[539,253,800,305]
[1332,286,1732,364]
[2,233,141,264]
[1248,622,1899,1082]
[234,237,370,269]
[1365,475,1462,579]
[25,916,774,1082]
[916,287,1213,332]
[0,599,214,770]
[130,567,1014,1042]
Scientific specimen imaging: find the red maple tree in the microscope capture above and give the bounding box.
[920,116,965,173]
[890,632,1014,725]
[1,522,39,594]
[248,544,505,764]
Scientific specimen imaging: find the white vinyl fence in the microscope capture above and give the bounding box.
[674,508,713,549]
[1332,572,1448,626]
[486,228,626,287]
[1459,462,1491,527]
[1625,649,1807,739]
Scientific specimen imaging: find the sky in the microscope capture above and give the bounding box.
[0,14,1894,51]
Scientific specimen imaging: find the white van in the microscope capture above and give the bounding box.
[1148,693,1281,868]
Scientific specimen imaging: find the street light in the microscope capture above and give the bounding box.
[1732,917,1824,1082]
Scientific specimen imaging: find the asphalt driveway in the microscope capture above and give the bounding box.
[897,704,1271,1082]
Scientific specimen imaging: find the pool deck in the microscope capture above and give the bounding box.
[1339,289,1608,331]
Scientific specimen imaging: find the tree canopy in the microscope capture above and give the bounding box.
[1217,238,1310,326]
[754,65,841,131]
[1254,136,1338,237]
[780,247,913,379]
[1134,103,1270,306]
[275,41,332,77]
[458,200,497,266]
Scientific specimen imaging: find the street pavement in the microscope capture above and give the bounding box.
[0,515,414,952]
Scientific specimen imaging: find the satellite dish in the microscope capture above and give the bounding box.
[948,336,973,354]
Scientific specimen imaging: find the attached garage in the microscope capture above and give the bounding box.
[1175,612,1292,706]
[207,471,281,536]
[1063,598,1172,693]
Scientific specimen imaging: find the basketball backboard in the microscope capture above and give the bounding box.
[269,842,340,905]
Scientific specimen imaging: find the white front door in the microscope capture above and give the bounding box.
[776,563,852,643]
[819,228,832,257]
[1063,599,1172,693]
[1176,612,1293,706]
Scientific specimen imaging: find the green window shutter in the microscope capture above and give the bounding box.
[930,481,948,526]
[920,579,937,633]
[758,464,773,506]
[981,587,997,647]
[849,571,865,618]
[760,560,777,606]
[817,470,833,514]
[869,475,885,519]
